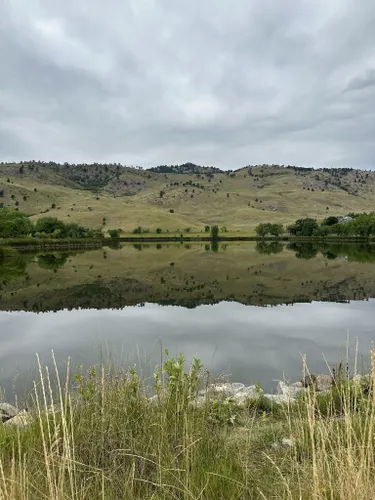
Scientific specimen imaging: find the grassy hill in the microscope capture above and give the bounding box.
[1,161,375,233]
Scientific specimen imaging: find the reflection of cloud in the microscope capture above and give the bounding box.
[1,1,375,168]
[1,300,375,392]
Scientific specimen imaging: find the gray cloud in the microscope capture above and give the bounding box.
[345,69,375,92]
[1,0,375,169]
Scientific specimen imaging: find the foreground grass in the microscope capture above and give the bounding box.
[1,352,375,499]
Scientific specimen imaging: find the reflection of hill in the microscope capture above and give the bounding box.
[0,243,375,312]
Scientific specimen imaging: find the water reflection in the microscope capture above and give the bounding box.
[0,300,374,396]
[1,242,375,312]
[1,242,375,396]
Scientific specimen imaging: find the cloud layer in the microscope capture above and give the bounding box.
[1,0,375,169]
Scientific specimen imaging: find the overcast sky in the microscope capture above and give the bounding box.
[1,1,375,169]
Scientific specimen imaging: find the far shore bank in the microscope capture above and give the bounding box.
[1,233,375,249]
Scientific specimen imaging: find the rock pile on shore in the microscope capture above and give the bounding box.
[1,373,368,428]
[196,373,334,406]
[0,403,33,427]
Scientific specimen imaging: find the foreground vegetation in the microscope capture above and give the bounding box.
[1,351,375,499]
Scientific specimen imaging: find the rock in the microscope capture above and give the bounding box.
[303,374,316,388]
[263,393,292,404]
[196,383,260,405]
[315,375,332,392]
[303,374,332,392]
[0,403,19,422]
[213,383,245,397]
[202,382,245,398]
[149,394,158,403]
[277,381,305,400]
[281,437,295,448]
[233,385,259,404]
[291,381,304,389]
[4,410,33,428]
[193,395,207,407]
[352,374,369,386]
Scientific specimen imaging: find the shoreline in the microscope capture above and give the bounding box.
[1,234,375,249]
[0,354,372,498]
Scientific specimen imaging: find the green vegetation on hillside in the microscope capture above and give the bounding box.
[2,162,375,233]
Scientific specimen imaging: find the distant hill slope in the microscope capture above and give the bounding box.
[1,161,375,232]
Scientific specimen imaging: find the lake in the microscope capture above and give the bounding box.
[1,241,375,396]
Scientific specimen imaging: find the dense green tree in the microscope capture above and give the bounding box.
[108,228,121,238]
[255,223,268,238]
[294,218,319,236]
[34,217,65,235]
[351,215,375,238]
[269,223,283,237]
[322,216,339,226]
[211,225,219,240]
[313,226,329,237]
[204,225,210,233]
[0,208,33,237]
[255,222,283,238]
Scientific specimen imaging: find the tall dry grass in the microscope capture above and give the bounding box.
[0,349,375,499]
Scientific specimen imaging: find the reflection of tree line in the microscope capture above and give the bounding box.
[1,243,375,312]
[133,242,219,252]
[256,241,375,262]
[0,248,94,284]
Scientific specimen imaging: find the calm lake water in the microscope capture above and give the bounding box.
[1,241,375,396]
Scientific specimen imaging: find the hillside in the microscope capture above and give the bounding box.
[1,161,375,232]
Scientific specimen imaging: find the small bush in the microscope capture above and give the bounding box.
[108,228,121,238]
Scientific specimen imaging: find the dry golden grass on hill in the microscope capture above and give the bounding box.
[1,162,375,232]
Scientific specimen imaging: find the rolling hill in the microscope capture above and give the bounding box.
[1,161,375,233]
